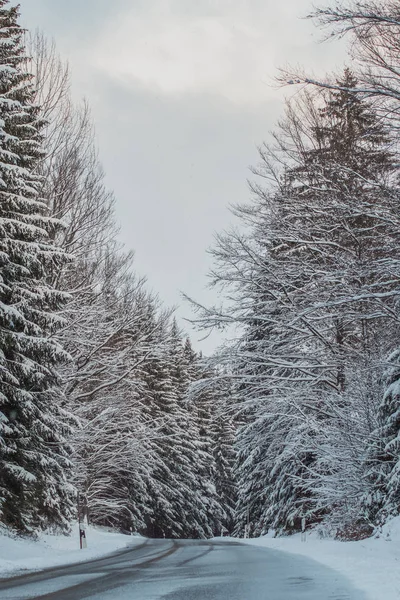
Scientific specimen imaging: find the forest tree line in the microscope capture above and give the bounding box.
[0,1,236,538]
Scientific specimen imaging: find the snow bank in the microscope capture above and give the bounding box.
[239,517,400,600]
[0,524,143,578]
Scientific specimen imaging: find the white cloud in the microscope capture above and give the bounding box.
[89,0,344,105]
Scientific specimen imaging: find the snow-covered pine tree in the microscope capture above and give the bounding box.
[363,351,400,526]
[210,384,237,534]
[184,354,227,537]
[145,322,201,538]
[138,321,225,538]
[167,322,211,538]
[0,1,75,533]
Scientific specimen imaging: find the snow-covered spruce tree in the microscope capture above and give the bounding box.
[142,321,221,538]
[362,351,400,526]
[185,355,228,536]
[209,384,237,534]
[139,321,183,538]
[167,323,217,538]
[0,2,75,533]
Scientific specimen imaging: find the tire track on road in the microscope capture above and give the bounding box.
[176,542,214,567]
[0,540,179,600]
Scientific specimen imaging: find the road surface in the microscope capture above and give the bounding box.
[0,538,367,599]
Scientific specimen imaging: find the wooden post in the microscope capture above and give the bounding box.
[301,517,306,542]
[78,492,88,549]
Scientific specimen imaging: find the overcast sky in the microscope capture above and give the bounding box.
[19,0,347,353]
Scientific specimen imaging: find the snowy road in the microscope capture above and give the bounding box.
[0,538,367,599]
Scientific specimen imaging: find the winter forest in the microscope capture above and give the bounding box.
[2,0,400,543]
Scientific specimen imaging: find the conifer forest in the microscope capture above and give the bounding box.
[2,0,400,542]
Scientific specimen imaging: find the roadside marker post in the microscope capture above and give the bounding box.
[79,521,87,549]
[77,493,88,549]
[301,517,306,542]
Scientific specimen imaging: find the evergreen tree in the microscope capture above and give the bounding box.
[187,360,227,537]
[364,350,400,526]
[0,1,74,533]
[211,402,237,533]
[139,323,226,538]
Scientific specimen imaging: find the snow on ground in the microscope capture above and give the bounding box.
[0,523,143,578]
[1,521,399,599]
[237,517,400,600]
